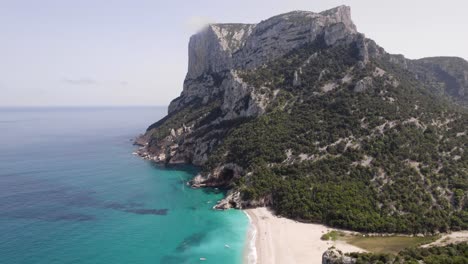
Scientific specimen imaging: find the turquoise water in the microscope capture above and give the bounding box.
[0,107,249,264]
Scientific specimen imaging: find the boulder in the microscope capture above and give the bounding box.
[322,248,356,264]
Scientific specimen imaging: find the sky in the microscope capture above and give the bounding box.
[1,0,467,107]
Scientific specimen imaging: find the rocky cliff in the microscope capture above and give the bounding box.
[139,5,369,166]
[137,5,468,234]
[168,6,368,114]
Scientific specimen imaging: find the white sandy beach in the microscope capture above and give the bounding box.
[244,207,365,264]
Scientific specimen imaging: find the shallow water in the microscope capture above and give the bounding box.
[0,107,248,264]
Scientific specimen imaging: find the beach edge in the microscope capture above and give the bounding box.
[243,210,258,264]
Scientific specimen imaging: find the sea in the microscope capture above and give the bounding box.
[0,106,249,264]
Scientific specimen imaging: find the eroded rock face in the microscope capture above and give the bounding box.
[186,24,254,79]
[190,163,243,188]
[213,190,273,210]
[213,190,242,210]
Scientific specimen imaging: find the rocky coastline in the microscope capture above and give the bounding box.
[135,4,468,262]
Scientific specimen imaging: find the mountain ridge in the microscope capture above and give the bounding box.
[136,6,467,234]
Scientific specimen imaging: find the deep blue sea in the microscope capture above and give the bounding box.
[0,107,249,264]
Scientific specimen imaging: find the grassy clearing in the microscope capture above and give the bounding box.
[343,235,440,254]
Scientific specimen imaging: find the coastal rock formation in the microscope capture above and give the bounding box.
[138,5,371,168]
[137,5,468,234]
[322,248,356,264]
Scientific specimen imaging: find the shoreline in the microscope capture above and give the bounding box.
[242,207,468,264]
[243,207,365,264]
[243,211,257,264]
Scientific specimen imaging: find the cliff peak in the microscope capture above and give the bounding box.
[186,5,359,79]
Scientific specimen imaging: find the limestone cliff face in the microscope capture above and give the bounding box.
[169,5,361,115]
[185,24,254,79]
[185,6,357,79]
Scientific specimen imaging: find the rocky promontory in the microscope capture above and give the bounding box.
[136,5,467,235]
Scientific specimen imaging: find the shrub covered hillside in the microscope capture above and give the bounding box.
[346,243,468,264]
[203,38,468,234]
[138,7,467,235]
[409,57,468,107]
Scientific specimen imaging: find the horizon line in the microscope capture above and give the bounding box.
[0,105,168,109]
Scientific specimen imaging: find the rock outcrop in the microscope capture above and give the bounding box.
[322,248,356,264]
[354,77,373,92]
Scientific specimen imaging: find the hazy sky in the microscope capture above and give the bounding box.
[1,0,467,107]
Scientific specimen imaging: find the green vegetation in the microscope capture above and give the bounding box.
[344,235,439,254]
[321,230,345,241]
[347,243,468,264]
